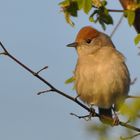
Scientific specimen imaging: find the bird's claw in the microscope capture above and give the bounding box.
[112,115,120,126]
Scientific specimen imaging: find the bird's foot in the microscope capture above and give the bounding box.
[89,106,96,117]
[112,115,120,126]
[84,108,95,121]
[111,106,120,126]
[81,106,96,121]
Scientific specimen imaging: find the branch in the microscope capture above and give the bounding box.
[108,9,124,13]
[0,41,140,132]
[110,14,124,38]
[120,133,140,140]
[92,5,124,13]
[127,95,140,99]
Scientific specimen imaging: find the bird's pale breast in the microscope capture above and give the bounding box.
[74,47,130,109]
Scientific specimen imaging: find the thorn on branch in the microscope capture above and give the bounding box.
[0,52,7,55]
[37,89,54,95]
[35,66,48,75]
[74,95,80,101]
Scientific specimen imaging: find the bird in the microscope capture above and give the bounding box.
[67,26,130,124]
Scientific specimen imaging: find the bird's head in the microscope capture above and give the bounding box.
[67,26,114,55]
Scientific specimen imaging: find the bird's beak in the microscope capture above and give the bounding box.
[67,42,78,48]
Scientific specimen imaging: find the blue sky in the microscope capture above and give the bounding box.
[0,0,140,140]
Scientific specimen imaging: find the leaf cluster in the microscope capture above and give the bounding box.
[59,0,113,29]
[59,0,140,45]
[89,1,113,30]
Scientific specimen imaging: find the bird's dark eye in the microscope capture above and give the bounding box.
[86,39,91,44]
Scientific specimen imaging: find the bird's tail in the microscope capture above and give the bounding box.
[98,107,112,124]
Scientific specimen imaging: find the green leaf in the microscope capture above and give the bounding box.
[101,14,113,24]
[64,12,75,26]
[134,34,140,45]
[99,8,113,25]
[101,0,107,6]
[59,0,70,7]
[89,16,94,22]
[120,99,140,120]
[65,76,75,84]
[104,7,108,15]
[99,20,106,30]
[67,1,78,17]
[126,10,135,26]
[83,0,92,14]
[89,4,113,30]
[59,1,79,26]
[77,0,84,10]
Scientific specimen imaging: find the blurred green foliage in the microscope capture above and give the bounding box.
[59,0,113,29]
[125,10,135,26]
[120,99,140,121]
[134,34,140,45]
[65,76,75,84]
[59,0,140,44]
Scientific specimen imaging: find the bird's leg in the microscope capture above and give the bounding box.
[88,105,96,120]
[111,107,120,126]
[72,105,96,121]
[74,96,96,120]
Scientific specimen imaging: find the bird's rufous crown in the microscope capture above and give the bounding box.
[75,26,100,42]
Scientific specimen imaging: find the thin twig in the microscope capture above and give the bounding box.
[120,122,140,132]
[120,133,140,140]
[110,14,124,38]
[0,52,6,55]
[36,66,48,75]
[130,77,137,85]
[127,95,140,99]
[92,4,124,13]
[0,41,140,132]
[37,89,54,95]
[138,46,140,55]
[0,42,8,53]
[108,9,124,13]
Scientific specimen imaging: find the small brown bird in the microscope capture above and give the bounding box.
[67,26,130,124]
